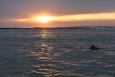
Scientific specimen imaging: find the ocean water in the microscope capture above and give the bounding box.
[0,28,115,77]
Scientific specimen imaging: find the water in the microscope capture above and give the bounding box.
[0,28,115,77]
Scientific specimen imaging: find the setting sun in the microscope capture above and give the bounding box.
[34,16,55,23]
[3,12,115,27]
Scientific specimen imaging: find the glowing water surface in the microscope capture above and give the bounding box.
[0,28,115,77]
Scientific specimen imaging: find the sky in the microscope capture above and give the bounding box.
[0,0,115,28]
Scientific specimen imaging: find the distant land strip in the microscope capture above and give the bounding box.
[0,26,114,29]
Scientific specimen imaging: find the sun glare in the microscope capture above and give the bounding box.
[4,12,115,25]
[34,16,54,23]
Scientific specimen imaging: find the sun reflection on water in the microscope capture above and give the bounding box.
[40,30,49,39]
[29,29,85,77]
[30,29,57,77]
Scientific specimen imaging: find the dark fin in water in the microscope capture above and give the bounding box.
[89,45,99,50]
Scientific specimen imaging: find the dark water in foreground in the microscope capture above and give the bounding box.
[0,28,115,77]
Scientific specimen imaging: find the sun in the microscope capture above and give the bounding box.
[34,16,54,23]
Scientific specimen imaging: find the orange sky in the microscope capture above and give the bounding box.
[1,12,115,28]
[1,0,115,28]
